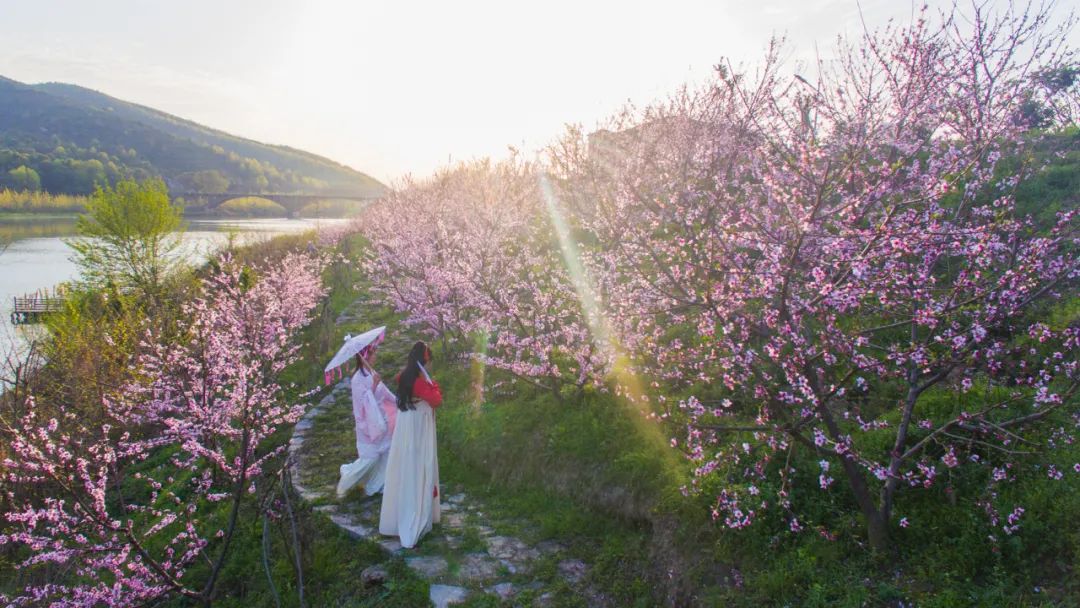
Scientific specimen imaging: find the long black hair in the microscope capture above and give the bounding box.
[354,346,373,376]
[356,347,373,375]
[396,341,431,411]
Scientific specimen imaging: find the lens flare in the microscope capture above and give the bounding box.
[539,175,661,433]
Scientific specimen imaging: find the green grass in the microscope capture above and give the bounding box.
[428,354,695,605]
[297,199,368,218]
[436,376,685,520]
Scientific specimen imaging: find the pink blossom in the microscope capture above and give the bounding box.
[942,450,960,469]
[0,251,327,605]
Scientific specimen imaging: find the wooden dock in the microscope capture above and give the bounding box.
[11,294,66,325]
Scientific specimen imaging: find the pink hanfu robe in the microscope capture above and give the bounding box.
[337,370,398,497]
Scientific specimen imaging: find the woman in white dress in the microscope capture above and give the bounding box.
[379,341,442,548]
[337,345,399,497]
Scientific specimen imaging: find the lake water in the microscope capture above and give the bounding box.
[0,215,348,354]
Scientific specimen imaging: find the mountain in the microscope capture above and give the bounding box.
[0,75,386,197]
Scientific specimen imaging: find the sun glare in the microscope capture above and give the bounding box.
[539,175,663,440]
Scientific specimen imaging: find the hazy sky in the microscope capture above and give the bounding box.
[1,1,1076,184]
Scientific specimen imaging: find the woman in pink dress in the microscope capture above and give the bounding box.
[337,344,399,497]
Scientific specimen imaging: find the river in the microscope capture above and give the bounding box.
[0,215,349,355]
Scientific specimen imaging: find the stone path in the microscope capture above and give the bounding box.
[288,298,607,607]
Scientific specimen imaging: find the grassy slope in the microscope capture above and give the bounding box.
[433,376,702,604]
[430,383,1080,604]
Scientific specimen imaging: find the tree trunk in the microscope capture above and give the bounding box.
[865,508,889,552]
[813,405,892,553]
[839,456,891,552]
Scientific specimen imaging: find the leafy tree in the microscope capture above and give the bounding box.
[190,169,230,193]
[68,178,185,296]
[6,165,40,191]
[70,158,107,191]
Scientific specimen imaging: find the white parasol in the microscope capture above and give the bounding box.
[323,325,386,385]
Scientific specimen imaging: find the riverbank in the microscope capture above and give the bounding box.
[0,189,86,214]
[0,216,349,363]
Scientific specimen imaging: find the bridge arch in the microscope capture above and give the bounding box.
[173,192,379,216]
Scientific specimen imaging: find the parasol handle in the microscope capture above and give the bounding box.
[359,352,381,389]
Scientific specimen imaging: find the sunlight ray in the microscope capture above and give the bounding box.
[539,175,657,422]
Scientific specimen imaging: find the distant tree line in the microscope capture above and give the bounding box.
[0,135,336,196]
[0,140,132,193]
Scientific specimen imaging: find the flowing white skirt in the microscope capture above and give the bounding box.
[379,401,440,548]
[337,452,389,498]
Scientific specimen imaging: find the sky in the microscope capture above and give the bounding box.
[0,0,1076,184]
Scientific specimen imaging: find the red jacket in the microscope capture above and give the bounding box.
[396,373,443,408]
[413,376,443,408]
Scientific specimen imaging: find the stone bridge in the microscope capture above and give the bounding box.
[174,192,380,215]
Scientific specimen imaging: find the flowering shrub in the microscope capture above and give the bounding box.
[361,159,611,392]
[567,5,1079,549]
[0,251,326,605]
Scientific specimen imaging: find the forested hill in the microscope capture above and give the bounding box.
[0,75,386,196]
